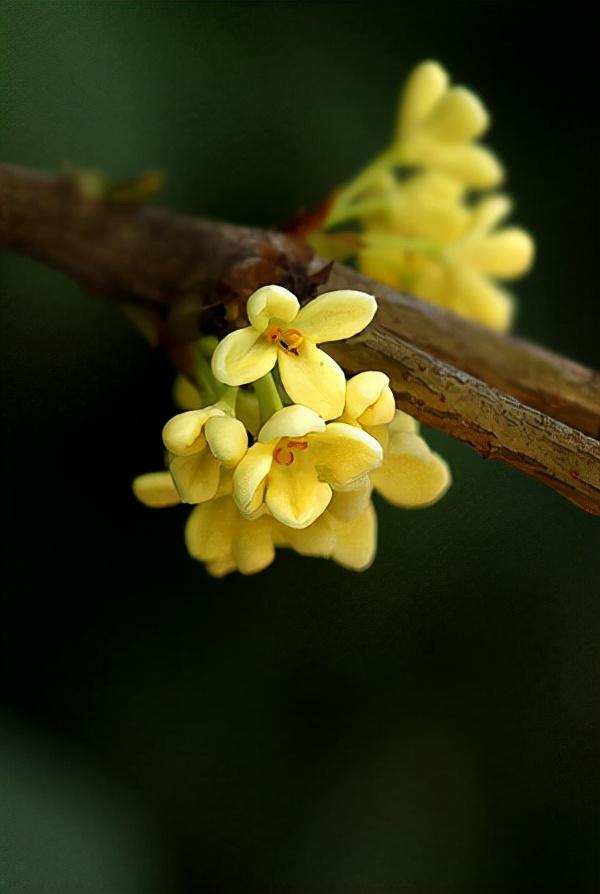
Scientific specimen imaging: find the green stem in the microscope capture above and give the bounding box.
[215,385,238,414]
[361,232,442,259]
[327,146,395,220]
[324,193,397,228]
[254,372,283,425]
[194,348,218,404]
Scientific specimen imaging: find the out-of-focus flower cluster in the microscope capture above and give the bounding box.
[134,285,450,576]
[308,61,534,331]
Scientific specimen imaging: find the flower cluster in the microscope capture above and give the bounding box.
[133,286,450,576]
[308,61,534,331]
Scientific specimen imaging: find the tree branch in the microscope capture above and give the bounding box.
[1,164,599,514]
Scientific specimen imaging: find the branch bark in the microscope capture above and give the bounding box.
[1,164,599,514]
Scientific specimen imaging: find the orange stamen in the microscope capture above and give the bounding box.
[274,446,294,466]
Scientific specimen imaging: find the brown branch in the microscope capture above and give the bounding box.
[1,163,599,514]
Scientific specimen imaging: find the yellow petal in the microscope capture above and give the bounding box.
[172,374,202,410]
[331,503,378,572]
[344,371,396,426]
[185,497,236,561]
[232,442,274,517]
[468,194,512,234]
[424,86,489,143]
[246,284,299,332]
[265,457,332,529]
[371,432,451,507]
[206,556,237,578]
[460,229,535,279]
[211,326,277,386]
[258,404,325,443]
[285,512,336,557]
[132,471,181,508]
[396,60,449,138]
[231,516,276,574]
[388,410,419,436]
[278,342,346,420]
[308,422,383,489]
[452,270,514,331]
[294,290,377,343]
[435,144,503,189]
[162,407,223,456]
[327,482,373,522]
[169,449,221,504]
[204,415,248,468]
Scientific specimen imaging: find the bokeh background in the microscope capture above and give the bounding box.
[1,2,599,892]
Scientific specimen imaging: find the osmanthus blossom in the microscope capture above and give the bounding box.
[358,186,534,330]
[306,60,534,332]
[133,469,378,576]
[392,60,502,188]
[211,285,377,419]
[162,405,248,504]
[133,283,452,576]
[185,492,378,577]
[232,404,383,529]
[340,371,451,508]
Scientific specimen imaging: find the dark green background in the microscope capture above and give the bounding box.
[1,2,599,892]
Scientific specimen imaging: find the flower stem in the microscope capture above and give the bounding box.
[254,372,283,425]
[194,347,219,404]
[327,146,395,221]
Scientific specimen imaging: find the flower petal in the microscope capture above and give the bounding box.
[370,432,451,507]
[206,556,237,578]
[344,371,395,426]
[232,516,276,574]
[331,503,378,571]
[247,285,299,332]
[308,422,383,489]
[169,449,221,504]
[278,342,346,420]
[327,482,373,522]
[211,327,277,386]
[204,415,248,468]
[162,407,224,456]
[396,60,449,137]
[285,512,336,557]
[132,471,181,508]
[460,229,535,279]
[185,497,237,561]
[452,269,514,331]
[266,457,332,529]
[172,374,202,410]
[294,290,377,343]
[258,404,325,443]
[424,86,489,144]
[233,442,274,517]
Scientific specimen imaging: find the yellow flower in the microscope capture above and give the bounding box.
[132,470,181,508]
[360,191,534,330]
[162,405,248,504]
[394,61,502,188]
[185,495,282,576]
[341,372,451,507]
[232,404,383,529]
[185,491,378,577]
[211,285,377,419]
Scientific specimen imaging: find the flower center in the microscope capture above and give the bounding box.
[264,325,305,356]
[273,439,308,465]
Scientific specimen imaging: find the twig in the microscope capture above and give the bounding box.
[1,164,599,514]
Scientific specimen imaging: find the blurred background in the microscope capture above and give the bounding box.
[1,2,599,892]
